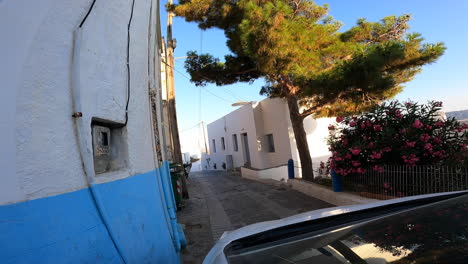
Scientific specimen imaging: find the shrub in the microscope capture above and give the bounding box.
[327,101,468,176]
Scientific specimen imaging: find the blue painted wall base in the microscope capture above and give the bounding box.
[0,169,181,264]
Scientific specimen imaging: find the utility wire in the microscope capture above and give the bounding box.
[79,0,134,128]
[75,1,133,263]
[180,121,202,133]
[201,86,235,104]
[218,86,245,101]
[122,0,136,127]
[200,29,203,54]
[79,0,97,27]
[198,85,202,139]
[163,60,234,104]
[173,57,246,102]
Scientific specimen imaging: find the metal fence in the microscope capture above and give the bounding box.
[341,165,468,200]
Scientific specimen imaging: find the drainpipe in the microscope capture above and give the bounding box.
[71,28,128,264]
[150,75,187,250]
[73,2,186,255]
[159,161,185,251]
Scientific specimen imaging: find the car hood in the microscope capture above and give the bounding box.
[202,191,464,264]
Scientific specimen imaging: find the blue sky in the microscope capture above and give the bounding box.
[160,1,468,153]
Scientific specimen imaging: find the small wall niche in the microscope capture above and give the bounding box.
[92,119,128,175]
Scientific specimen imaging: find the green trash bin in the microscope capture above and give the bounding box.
[170,163,183,209]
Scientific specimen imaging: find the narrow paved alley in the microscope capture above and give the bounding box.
[178,170,333,264]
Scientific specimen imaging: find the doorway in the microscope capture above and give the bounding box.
[241,133,251,167]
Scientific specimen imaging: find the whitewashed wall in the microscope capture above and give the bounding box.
[304,116,335,167]
[254,98,293,169]
[206,104,260,170]
[241,166,289,182]
[204,98,333,177]
[0,0,159,206]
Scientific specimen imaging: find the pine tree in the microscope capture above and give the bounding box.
[169,0,445,180]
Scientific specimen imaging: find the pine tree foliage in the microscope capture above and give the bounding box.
[170,0,444,117]
[170,0,445,179]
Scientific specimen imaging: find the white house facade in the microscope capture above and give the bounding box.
[0,1,185,263]
[204,98,334,179]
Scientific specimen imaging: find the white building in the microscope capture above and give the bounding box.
[204,98,334,179]
[1,1,184,263]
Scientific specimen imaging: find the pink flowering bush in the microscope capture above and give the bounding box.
[328,101,468,176]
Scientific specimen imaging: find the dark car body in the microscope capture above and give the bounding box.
[204,191,468,264]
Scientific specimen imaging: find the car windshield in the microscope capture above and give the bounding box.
[225,195,468,264]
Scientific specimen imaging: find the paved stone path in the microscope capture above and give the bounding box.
[177,170,333,264]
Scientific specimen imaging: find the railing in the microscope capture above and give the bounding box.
[341,165,468,200]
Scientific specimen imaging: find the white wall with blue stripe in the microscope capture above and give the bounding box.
[0,0,185,263]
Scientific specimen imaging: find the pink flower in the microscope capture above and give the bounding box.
[413,119,423,128]
[373,125,383,131]
[435,121,444,127]
[368,142,375,148]
[352,161,361,167]
[434,101,443,107]
[345,153,352,159]
[400,128,407,134]
[406,141,416,148]
[371,151,382,159]
[402,154,419,165]
[349,121,357,127]
[383,147,392,152]
[426,125,433,130]
[356,168,366,174]
[384,182,391,189]
[337,168,349,176]
[433,137,442,144]
[420,134,431,142]
[336,116,344,123]
[373,165,384,173]
[360,123,366,129]
[395,110,403,119]
[328,125,335,130]
[349,148,361,155]
[405,102,413,107]
[458,124,468,132]
[424,143,433,151]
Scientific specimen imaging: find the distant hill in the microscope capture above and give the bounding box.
[446,109,468,120]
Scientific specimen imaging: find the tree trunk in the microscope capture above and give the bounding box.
[286,94,314,181]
